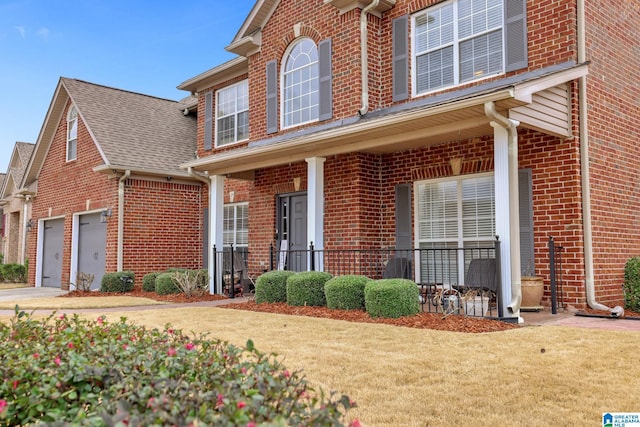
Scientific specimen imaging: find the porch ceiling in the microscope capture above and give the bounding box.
[183,62,588,177]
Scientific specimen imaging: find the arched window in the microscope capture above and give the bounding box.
[282,38,319,128]
[67,105,78,161]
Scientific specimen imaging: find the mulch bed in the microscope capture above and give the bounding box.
[61,288,518,333]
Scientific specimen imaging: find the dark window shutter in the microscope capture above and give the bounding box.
[266,60,278,134]
[204,92,213,150]
[395,184,412,251]
[318,38,333,121]
[504,0,528,72]
[392,15,409,102]
[203,207,209,269]
[518,169,535,275]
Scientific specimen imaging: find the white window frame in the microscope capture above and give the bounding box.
[223,202,248,248]
[411,0,505,97]
[215,80,249,147]
[66,105,78,161]
[281,37,319,129]
[414,172,495,285]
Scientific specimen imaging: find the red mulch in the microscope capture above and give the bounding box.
[579,307,640,318]
[61,288,518,333]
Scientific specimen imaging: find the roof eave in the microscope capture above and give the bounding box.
[177,57,249,94]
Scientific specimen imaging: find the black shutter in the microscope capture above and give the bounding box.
[519,169,534,275]
[505,0,528,72]
[395,184,412,252]
[318,38,333,121]
[204,92,213,150]
[266,60,278,134]
[392,15,409,102]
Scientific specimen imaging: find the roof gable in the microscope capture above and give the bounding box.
[22,78,197,188]
[2,141,34,199]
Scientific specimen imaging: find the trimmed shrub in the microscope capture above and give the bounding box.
[365,279,420,318]
[100,271,134,293]
[0,263,27,283]
[0,308,355,425]
[286,271,333,307]
[254,270,295,303]
[624,257,640,311]
[155,272,180,295]
[325,275,372,310]
[142,272,160,292]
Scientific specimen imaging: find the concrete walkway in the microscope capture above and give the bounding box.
[0,287,639,331]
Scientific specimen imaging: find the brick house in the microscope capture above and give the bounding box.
[21,78,204,290]
[1,141,35,265]
[178,0,638,319]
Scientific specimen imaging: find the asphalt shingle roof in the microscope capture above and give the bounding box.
[61,78,197,175]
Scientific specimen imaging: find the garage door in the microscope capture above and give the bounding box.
[41,218,64,288]
[77,212,107,291]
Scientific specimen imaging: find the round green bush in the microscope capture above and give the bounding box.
[254,270,295,303]
[0,309,354,425]
[286,271,333,307]
[624,257,640,311]
[142,272,160,292]
[325,275,372,310]
[100,271,135,293]
[364,278,420,318]
[155,272,180,295]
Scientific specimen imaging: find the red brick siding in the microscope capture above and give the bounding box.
[122,179,204,280]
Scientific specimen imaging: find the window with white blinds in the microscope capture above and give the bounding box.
[216,80,249,147]
[415,173,495,284]
[412,0,504,95]
[223,203,248,247]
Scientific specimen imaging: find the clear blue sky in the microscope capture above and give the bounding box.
[0,0,255,174]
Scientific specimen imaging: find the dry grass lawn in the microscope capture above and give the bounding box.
[17,306,630,427]
[0,296,165,310]
[0,283,29,290]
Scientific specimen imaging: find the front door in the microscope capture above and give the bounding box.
[277,194,307,271]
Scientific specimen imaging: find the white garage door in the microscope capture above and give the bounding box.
[41,218,64,288]
[77,212,107,291]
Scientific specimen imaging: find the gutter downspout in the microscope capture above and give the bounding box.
[577,0,615,313]
[358,0,379,116]
[117,170,130,272]
[484,101,522,315]
[188,167,213,291]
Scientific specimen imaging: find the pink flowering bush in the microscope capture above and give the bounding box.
[0,307,354,426]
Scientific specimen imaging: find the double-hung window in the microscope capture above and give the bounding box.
[415,173,495,285]
[66,105,78,161]
[215,80,249,147]
[223,203,249,248]
[413,0,504,95]
[282,38,319,128]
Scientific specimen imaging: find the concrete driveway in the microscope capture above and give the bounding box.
[0,286,67,302]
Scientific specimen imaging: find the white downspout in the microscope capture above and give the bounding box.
[21,196,31,264]
[577,0,614,313]
[358,0,379,116]
[485,101,522,315]
[117,170,131,271]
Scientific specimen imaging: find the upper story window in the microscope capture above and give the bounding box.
[412,0,504,96]
[215,80,249,147]
[66,105,78,161]
[282,38,319,128]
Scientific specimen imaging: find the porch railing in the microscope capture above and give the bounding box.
[212,239,503,318]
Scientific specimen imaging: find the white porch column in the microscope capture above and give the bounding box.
[306,157,325,271]
[209,175,225,294]
[491,122,513,317]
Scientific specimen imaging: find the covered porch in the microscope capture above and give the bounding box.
[183,62,588,322]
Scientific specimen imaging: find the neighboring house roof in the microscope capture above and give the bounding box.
[1,142,34,199]
[22,78,197,188]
